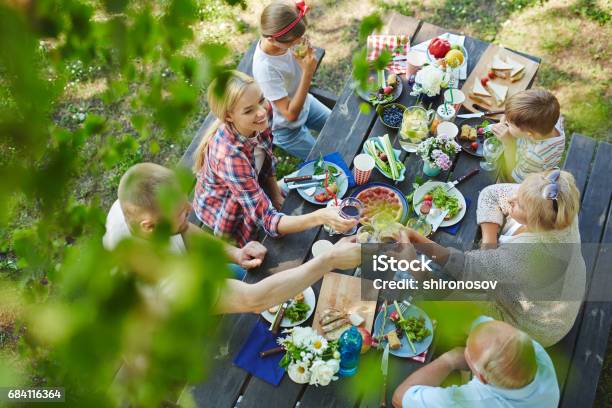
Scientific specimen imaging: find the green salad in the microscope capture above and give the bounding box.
[285,301,311,323]
[428,186,461,218]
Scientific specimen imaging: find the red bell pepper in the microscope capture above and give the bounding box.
[428,37,451,59]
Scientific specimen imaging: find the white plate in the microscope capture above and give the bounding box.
[413,181,467,227]
[261,286,316,328]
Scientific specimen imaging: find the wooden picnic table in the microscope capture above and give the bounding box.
[186,12,612,408]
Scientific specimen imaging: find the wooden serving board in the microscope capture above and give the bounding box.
[461,43,539,114]
[312,272,379,335]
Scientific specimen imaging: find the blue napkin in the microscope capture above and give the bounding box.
[233,321,286,386]
[300,152,356,188]
[440,198,471,235]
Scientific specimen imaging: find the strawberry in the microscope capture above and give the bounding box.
[488,70,495,79]
[314,192,328,202]
[480,77,489,87]
[383,86,393,95]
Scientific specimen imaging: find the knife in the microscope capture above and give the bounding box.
[429,209,449,232]
[445,168,479,192]
[287,181,321,190]
[380,344,390,408]
[457,110,504,119]
[270,302,288,334]
[284,174,326,183]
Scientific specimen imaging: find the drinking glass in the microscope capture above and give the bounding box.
[339,197,363,235]
[481,138,504,171]
[291,36,309,59]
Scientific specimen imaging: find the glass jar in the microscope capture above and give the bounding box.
[399,106,434,153]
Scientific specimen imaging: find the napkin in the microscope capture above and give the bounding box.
[410,351,428,363]
[233,321,286,386]
[300,151,356,188]
[411,33,467,80]
[366,35,411,75]
[440,198,471,235]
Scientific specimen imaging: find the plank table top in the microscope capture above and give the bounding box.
[189,13,557,408]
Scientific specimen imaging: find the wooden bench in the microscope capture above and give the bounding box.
[552,134,612,407]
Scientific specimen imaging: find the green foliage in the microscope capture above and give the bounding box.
[273,147,301,179]
[571,0,611,24]
[0,0,240,405]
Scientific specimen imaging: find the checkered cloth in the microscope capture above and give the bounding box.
[366,35,410,74]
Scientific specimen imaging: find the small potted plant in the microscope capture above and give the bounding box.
[416,133,461,177]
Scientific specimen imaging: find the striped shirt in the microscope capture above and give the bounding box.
[512,117,565,182]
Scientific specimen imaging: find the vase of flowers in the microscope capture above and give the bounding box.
[416,133,461,177]
[410,64,450,100]
[279,326,341,386]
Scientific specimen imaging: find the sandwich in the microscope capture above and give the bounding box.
[486,81,509,106]
[506,56,526,82]
[386,330,402,350]
[490,54,513,78]
[460,125,477,141]
[470,79,492,104]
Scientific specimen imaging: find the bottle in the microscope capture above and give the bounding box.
[338,326,362,377]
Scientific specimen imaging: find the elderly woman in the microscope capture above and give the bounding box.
[403,169,585,347]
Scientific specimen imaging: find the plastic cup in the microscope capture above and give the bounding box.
[405,50,426,76]
[311,240,333,258]
[443,89,466,113]
[353,154,375,185]
[436,121,459,138]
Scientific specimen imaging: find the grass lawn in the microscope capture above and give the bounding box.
[2,0,610,403]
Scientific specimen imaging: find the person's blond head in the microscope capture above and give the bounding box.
[260,0,307,43]
[466,320,537,389]
[519,169,580,231]
[118,163,181,230]
[193,71,256,172]
[505,89,560,136]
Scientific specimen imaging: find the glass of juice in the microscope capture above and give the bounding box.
[339,197,363,235]
[292,36,309,59]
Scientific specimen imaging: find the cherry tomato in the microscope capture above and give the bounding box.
[423,194,433,202]
[471,142,479,150]
[314,193,328,202]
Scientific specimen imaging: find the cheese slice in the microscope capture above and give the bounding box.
[506,56,526,82]
[472,80,491,97]
[487,81,509,105]
[491,54,513,71]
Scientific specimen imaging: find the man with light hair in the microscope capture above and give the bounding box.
[103,162,361,314]
[392,316,559,407]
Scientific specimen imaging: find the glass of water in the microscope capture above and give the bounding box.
[480,137,504,171]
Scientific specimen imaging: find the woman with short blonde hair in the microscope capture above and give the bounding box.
[402,169,586,347]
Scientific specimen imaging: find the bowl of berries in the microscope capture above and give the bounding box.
[376,103,407,129]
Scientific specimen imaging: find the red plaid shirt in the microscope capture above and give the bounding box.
[193,123,283,247]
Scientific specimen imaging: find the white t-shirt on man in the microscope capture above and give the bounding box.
[252,41,310,131]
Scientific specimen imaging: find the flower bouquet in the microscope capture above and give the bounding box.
[278,326,340,386]
[409,64,451,104]
[416,133,461,177]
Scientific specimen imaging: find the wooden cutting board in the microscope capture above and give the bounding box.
[461,43,539,114]
[312,272,379,335]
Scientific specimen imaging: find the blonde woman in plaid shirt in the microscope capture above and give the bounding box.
[193,71,354,247]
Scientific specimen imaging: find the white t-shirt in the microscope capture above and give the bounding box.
[102,199,186,254]
[252,41,310,131]
[402,316,560,408]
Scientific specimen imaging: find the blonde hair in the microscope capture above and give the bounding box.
[519,169,580,231]
[260,0,307,43]
[505,89,560,136]
[468,321,537,389]
[193,71,256,172]
[118,163,178,227]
